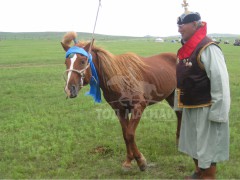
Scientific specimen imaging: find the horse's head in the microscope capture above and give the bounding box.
[61,32,93,98]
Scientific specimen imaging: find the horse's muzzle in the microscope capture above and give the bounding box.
[69,85,78,98]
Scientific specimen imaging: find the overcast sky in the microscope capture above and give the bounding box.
[1,0,239,37]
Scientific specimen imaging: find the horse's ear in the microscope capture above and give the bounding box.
[84,39,95,52]
[61,42,70,52]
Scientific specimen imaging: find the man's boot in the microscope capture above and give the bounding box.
[185,158,201,179]
[200,163,216,179]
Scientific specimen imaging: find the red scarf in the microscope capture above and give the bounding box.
[178,22,207,60]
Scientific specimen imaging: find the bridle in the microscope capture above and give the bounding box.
[64,59,91,88]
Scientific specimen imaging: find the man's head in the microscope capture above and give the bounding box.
[177,12,202,42]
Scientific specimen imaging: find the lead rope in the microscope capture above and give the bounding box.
[83,0,101,87]
[66,0,101,87]
[88,0,101,54]
[65,1,101,99]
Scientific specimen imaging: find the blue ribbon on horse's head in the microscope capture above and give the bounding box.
[65,46,102,103]
[66,46,90,59]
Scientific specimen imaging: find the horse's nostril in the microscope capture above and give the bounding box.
[70,85,76,92]
[70,85,77,98]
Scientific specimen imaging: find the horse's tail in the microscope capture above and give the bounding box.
[62,31,78,46]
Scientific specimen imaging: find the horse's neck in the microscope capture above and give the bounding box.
[92,54,111,93]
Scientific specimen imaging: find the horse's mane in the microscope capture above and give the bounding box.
[76,41,148,92]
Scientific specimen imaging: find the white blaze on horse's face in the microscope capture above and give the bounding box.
[65,54,77,97]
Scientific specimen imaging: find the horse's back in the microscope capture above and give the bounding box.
[142,52,177,78]
[143,52,177,67]
[141,52,177,100]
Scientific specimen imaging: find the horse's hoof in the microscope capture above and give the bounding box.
[138,154,147,171]
[122,161,132,171]
[139,163,147,171]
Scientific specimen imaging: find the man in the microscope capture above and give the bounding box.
[174,6,231,180]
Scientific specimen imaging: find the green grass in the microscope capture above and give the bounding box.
[0,38,240,179]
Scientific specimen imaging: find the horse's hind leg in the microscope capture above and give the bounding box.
[165,91,182,145]
[174,110,182,145]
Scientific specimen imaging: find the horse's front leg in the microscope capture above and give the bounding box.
[127,105,147,171]
[117,110,134,170]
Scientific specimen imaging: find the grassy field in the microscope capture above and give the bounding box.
[0,37,240,179]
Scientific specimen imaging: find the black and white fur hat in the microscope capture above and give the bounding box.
[177,0,201,25]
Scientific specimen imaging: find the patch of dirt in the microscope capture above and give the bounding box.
[176,165,186,172]
[90,145,114,156]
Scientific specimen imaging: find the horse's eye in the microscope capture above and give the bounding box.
[80,61,85,65]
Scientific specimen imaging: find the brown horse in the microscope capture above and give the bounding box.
[61,32,182,171]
